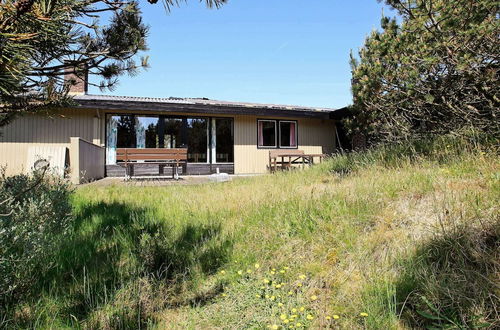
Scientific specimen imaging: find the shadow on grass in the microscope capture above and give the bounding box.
[394,222,499,329]
[25,201,233,327]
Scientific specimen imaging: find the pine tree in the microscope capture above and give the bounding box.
[0,0,226,127]
[349,0,499,144]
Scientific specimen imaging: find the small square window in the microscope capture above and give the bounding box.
[258,120,277,148]
[279,121,297,148]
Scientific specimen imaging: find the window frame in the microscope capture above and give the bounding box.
[278,120,298,149]
[212,117,235,164]
[185,117,210,164]
[257,119,278,149]
[257,119,298,149]
[135,115,161,149]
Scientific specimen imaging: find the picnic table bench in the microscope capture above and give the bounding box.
[116,148,187,179]
[269,150,326,173]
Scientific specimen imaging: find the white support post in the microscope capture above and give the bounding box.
[211,118,216,164]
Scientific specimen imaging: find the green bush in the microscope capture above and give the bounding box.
[0,170,73,307]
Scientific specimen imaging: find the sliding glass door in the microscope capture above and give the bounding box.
[136,116,160,148]
[106,115,135,165]
[163,118,183,149]
[214,118,234,163]
[187,118,209,163]
[106,114,233,166]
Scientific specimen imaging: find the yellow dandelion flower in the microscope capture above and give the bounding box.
[283,319,289,324]
[333,315,340,320]
[284,266,290,270]
[296,283,302,287]
[296,323,302,327]
[298,275,306,280]
[288,291,293,295]
[271,271,276,275]
[278,302,284,307]
[272,268,276,271]
[271,325,279,330]
[255,294,261,298]
[222,293,227,297]
[237,270,243,275]
[220,270,226,274]
[265,294,270,299]
[299,307,305,312]
[291,308,297,313]
[280,314,287,320]
[247,269,252,274]
[306,314,314,320]
[291,314,298,318]
[270,295,276,301]
[360,312,368,317]
[275,284,282,289]
[280,270,285,274]
[264,279,270,284]
[310,295,318,301]
[254,263,260,269]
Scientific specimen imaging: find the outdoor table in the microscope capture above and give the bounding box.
[270,153,327,171]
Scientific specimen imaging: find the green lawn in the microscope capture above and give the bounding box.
[8,141,499,329]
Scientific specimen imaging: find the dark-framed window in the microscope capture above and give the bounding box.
[114,115,136,148]
[136,116,160,148]
[279,120,298,148]
[187,118,208,163]
[257,119,298,149]
[257,120,277,148]
[163,117,184,149]
[215,118,234,163]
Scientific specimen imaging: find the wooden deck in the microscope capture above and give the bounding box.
[106,163,234,177]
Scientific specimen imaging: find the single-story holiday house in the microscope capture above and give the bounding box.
[0,71,344,183]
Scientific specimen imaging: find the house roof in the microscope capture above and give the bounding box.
[74,94,345,119]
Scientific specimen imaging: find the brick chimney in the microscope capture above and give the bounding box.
[64,62,88,95]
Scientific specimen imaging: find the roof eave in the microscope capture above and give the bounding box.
[75,99,334,119]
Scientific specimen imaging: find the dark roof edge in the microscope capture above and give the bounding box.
[329,107,351,120]
[75,98,341,119]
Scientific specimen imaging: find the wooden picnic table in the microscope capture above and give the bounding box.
[269,150,326,172]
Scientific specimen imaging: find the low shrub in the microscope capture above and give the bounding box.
[0,170,73,308]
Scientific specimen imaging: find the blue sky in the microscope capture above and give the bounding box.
[90,0,391,109]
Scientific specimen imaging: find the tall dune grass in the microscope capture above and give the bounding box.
[2,137,498,329]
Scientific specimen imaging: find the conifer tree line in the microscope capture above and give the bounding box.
[349,0,499,144]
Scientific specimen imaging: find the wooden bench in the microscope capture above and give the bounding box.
[116,148,188,179]
[269,150,326,173]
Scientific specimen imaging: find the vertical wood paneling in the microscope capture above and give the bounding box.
[234,115,336,174]
[0,108,97,176]
[26,145,67,176]
[1,108,336,177]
